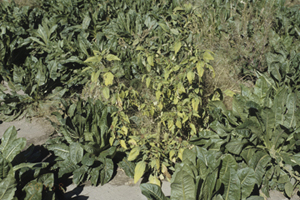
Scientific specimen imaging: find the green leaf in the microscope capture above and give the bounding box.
[2,137,26,162]
[47,143,70,160]
[237,167,256,200]
[174,41,182,55]
[285,182,293,198]
[0,154,12,179]
[100,158,114,185]
[196,62,205,78]
[220,154,237,179]
[119,157,135,178]
[128,147,140,161]
[134,161,146,183]
[73,165,88,185]
[140,183,169,200]
[222,168,240,200]
[171,164,195,200]
[0,127,18,153]
[249,151,271,185]
[24,180,43,200]
[70,142,83,164]
[0,175,16,200]
[106,54,121,61]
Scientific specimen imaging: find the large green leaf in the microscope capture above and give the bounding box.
[2,137,26,162]
[99,158,114,185]
[221,168,240,200]
[0,175,16,200]
[70,142,83,164]
[0,153,12,180]
[237,167,256,200]
[171,163,195,200]
[24,180,43,200]
[47,143,70,160]
[220,154,237,180]
[0,126,18,152]
[140,183,169,200]
[249,151,271,185]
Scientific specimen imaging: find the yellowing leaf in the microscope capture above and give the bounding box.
[175,120,182,129]
[102,86,110,99]
[106,54,121,61]
[128,139,137,146]
[136,46,145,50]
[103,72,114,86]
[147,55,154,66]
[174,41,182,55]
[192,98,199,111]
[156,159,160,171]
[178,148,185,161]
[84,55,102,63]
[146,77,151,88]
[203,51,214,62]
[91,70,101,83]
[128,147,140,161]
[187,70,194,84]
[190,123,197,135]
[177,82,185,94]
[120,140,127,149]
[121,126,128,136]
[196,61,205,78]
[149,175,161,186]
[169,150,175,161]
[156,91,161,101]
[224,89,236,97]
[134,161,146,183]
[168,119,174,130]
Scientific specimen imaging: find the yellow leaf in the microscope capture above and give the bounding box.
[174,41,182,55]
[84,55,102,63]
[203,51,214,62]
[196,61,205,78]
[147,55,154,66]
[187,70,194,84]
[224,89,236,97]
[178,148,185,161]
[102,86,110,99]
[156,159,160,171]
[120,140,127,149]
[128,139,137,146]
[128,146,140,161]
[134,161,146,183]
[121,126,128,136]
[103,72,114,86]
[175,120,182,129]
[190,123,197,135]
[177,82,185,94]
[169,150,175,161]
[192,98,199,111]
[146,77,151,88]
[136,46,144,50]
[168,119,174,130]
[156,91,161,101]
[109,134,115,146]
[149,175,161,186]
[106,54,121,61]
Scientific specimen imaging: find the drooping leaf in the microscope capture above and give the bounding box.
[140,183,168,200]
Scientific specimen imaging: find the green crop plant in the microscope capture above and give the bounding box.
[0,126,60,200]
[47,97,118,186]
